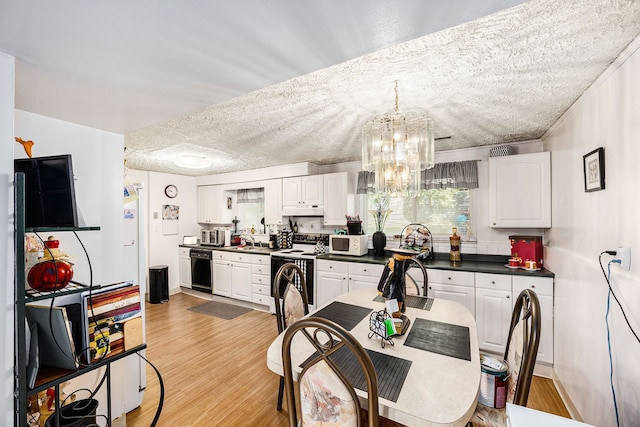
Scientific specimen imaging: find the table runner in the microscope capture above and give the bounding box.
[404,318,471,361]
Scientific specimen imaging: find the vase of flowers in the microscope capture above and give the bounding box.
[369,196,391,256]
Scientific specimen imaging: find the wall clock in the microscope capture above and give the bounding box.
[164,184,178,198]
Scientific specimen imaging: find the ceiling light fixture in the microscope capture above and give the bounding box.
[362,81,435,196]
[173,155,212,169]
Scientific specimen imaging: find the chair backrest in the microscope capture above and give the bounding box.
[504,289,541,406]
[282,316,379,427]
[273,262,309,334]
[405,257,428,296]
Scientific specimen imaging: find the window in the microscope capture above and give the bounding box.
[366,189,473,240]
[237,189,264,234]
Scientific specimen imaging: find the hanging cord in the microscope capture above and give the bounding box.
[605,261,620,427]
[598,252,640,344]
[599,251,640,427]
[137,352,165,426]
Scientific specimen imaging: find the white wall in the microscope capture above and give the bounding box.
[544,37,640,426]
[1,51,15,427]
[133,170,199,295]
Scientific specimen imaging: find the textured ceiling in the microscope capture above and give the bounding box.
[3,1,640,176]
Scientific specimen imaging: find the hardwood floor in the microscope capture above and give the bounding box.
[127,292,569,426]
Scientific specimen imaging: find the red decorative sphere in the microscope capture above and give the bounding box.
[27,260,74,291]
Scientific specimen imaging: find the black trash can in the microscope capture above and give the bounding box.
[149,265,169,304]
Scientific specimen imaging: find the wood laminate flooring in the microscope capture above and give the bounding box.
[126,292,570,426]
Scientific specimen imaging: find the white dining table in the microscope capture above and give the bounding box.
[266,288,481,427]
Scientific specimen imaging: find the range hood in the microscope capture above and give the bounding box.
[281,205,324,216]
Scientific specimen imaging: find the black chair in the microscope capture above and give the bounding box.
[467,289,541,427]
[272,262,309,411]
[282,316,380,427]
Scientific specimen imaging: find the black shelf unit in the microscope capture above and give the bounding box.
[14,173,146,426]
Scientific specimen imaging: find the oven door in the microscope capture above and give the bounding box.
[270,256,315,311]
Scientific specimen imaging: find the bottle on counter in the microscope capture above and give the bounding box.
[449,227,461,262]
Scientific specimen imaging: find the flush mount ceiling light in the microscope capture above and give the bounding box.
[173,155,212,169]
[362,81,435,196]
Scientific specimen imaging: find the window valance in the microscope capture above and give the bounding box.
[357,160,478,194]
[237,188,264,203]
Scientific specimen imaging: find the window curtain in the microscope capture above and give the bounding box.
[357,160,479,193]
[237,188,264,203]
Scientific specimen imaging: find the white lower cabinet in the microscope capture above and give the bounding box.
[251,254,271,308]
[316,260,349,307]
[475,273,513,355]
[212,251,232,297]
[426,269,476,316]
[512,276,554,365]
[179,247,192,288]
[348,263,385,292]
[231,252,252,301]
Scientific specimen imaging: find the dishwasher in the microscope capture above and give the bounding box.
[190,248,213,293]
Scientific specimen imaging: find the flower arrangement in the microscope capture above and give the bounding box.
[369,195,391,233]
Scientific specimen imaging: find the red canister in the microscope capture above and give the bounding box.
[509,235,543,267]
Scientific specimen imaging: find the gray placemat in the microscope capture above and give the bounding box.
[404,318,471,361]
[313,301,372,331]
[301,346,412,402]
[373,294,433,311]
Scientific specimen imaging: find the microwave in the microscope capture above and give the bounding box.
[329,235,369,256]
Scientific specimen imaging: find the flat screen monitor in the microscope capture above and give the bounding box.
[14,154,79,228]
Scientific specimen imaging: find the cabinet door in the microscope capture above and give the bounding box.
[475,287,512,354]
[179,256,191,288]
[489,151,551,228]
[512,276,554,365]
[316,270,348,308]
[324,172,355,226]
[264,179,283,225]
[282,177,302,207]
[428,282,476,316]
[231,262,252,301]
[213,260,231,297]
[197,186,215,223]
[302,175,323,206]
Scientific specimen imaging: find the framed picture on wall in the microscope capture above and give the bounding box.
[583,147,605,192]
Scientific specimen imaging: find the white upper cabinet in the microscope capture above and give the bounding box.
[281,175,324,215]
[264,178,283,225]
[489,151,551,228]
[197,185,233,224]
[323,172,356,226]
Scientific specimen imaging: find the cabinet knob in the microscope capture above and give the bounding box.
[364,269,367,272]
[429,286,432,290]
[491,281,495,284]
[329,266,333,269]
[532,285,536,288]
[506,295,510,299]
[448,277,452,281]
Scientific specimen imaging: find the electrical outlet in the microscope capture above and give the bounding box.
[615,246,631,271]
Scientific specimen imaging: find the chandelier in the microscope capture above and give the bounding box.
[362,81,435,196]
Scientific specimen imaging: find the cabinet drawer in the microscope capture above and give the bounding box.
[252,273,270,287]
[252,293,271,306]
[348,263,384,278]
[512,276,553,296]
[252,283,271,296]
[179,247,191,257]
[475,273,511,291]
[317,259,348,274]
[212,251,232,261]
[252,254,270,265]
[427,269,475,287]
[252,263,270,275]
[231,252,251,263]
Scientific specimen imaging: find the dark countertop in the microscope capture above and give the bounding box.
[179,245,554,278]
[179,244,277,255]
[317,251,554,278]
